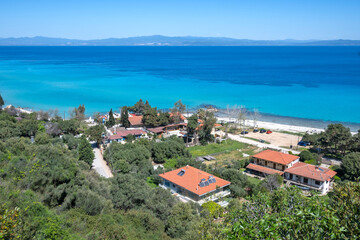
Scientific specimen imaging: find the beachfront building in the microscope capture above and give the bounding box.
[108,129,146,143]
[246,149,336,194]
[159,165,231,206]
[283,162,336,194]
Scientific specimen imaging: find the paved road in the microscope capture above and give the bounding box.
[92,148,113,178]
[227,133,300,154]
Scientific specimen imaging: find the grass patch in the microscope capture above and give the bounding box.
[215,150,245,162]
[304,159,316,165]
[277,130,304,137]
[146,177,158,188]
[164,158,177,169]
[188,140,249,157]
[247,176,262,185]
[243,136,271,144]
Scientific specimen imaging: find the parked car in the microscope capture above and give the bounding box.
[241,131,249,135]
[253,129,259,133]
[260,139,265,143]
[298,141,310,146]
[266,130,272,134]
[260,129,266,133]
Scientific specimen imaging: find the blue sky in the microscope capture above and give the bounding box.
[0,0,359,40]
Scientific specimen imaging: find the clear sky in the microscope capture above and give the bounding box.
[0,0,359,40]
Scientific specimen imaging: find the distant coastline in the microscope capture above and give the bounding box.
[1,35,360,46]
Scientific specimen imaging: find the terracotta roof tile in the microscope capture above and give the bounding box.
[159,166,231,196]
[109,130,146,140]
[284,162,336,182]
[252,150,299,165]
[128,115,143,126]
[246,163,284,175]
[147,127,164,134]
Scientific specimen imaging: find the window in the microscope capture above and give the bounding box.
[165,181,170,187]
[303,178,308,184]
[315,180,320,185]
[290,174,293,180]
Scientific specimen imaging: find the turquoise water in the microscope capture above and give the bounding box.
[0,46,360,124]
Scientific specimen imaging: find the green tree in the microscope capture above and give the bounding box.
[201,201,223,219]
[0,94,4,109]
[321,124,352,155]
[260,174,283,192]
[170,99,186,123]
[59,119,80,135]
[142,107,159,127]
[125,134,135,143]
[299,150,314,162]
[71,104,85,121]
[111,174,150,210]
[78,136,94,167]
[0,204,21,239]
[35,132,50,144]
[330,181,360,238]
[199,111,216,145]
[133,99,147,115]
[107,108,115,127]
[86,124,105,145]
[187,114,198,136]
[120,106,130,128]
[166,202,195,238]
[341,152,360,180]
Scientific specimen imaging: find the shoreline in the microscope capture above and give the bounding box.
[7,103,360,134]
[217,117,324,134]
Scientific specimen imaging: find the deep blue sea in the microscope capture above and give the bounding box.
[0,46,360,126]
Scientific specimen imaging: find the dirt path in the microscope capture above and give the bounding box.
[92,148,113,178]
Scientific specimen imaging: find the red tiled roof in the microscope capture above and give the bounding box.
[252,150,299,165]
[214,123,222,127]
[164,123,187,128]
[284,162,337,182]
[109,130,146,140]
[246,163,284,175]
[159,165,231,196]
[128,115,143,126]
[147,127,164,134]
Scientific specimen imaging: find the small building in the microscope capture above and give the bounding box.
[159,165,231,206]
[128,115,144,128]
[108,129,146,143]
[247,149,300,175]
[284,162,336,194]
[246,150,336,194]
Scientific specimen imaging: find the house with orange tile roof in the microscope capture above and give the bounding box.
[284,162,336,194]
[108,129,146,143]
[159,165,231,206]
[246,149,336,194]
[128,115,144,127]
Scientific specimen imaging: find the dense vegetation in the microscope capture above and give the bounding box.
[1,98,360,239]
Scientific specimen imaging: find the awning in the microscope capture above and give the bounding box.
[246,163,284,175]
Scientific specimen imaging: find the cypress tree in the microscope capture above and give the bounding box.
[120,106,130,128]
[0,94,4,109]
[78,136,94,168]
[108,108,115,127]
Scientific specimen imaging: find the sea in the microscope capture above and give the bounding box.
[0,46,360,130]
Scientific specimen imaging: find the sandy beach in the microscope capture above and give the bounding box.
[217,117,324,134]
